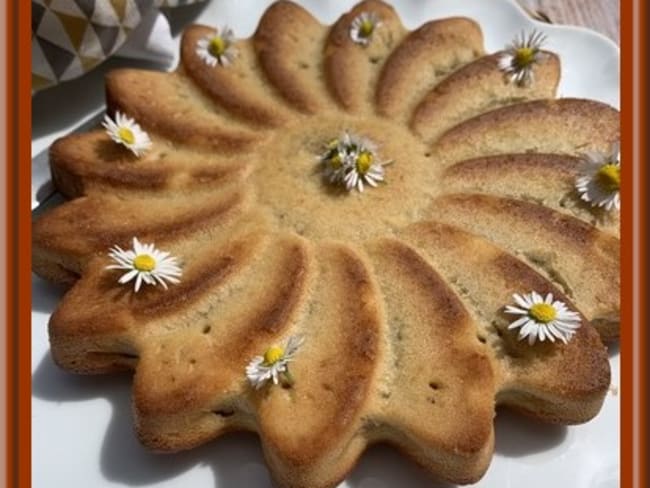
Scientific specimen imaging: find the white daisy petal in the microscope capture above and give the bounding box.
[285,335,304,355]
[546,323,565,341]
[527,330,537,345]
[507,316,529,330]
[513,293,531,308]
[118,269,139,284]
[518,320,536,338]
[505,305,528,315]
[134,273,143,293]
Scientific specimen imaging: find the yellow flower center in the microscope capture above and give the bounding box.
[263,346,285,365]
[528,303,557,324]
[596,163,620,192]
[117,127,135,145]
[209,36,227,57]
[329,152,343,169]
[515,47,535,67]
[356,150,373,173]
[133,254,156,272]
[359,19,375,37]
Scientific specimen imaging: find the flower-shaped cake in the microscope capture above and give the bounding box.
[33,1,619,486]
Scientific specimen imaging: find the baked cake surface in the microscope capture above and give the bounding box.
[32,1,620,486]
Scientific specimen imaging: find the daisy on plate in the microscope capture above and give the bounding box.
[349,11,381,45]
[246,335,304,389]
[106,237,182,292]
[575,143,621,211]
[102,111,152,157]
[498,29,547,86]
[196,26,237,67]
[504,291,581,345]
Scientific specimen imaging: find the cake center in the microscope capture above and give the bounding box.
[251,116,435,242]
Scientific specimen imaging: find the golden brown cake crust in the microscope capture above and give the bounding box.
[33,1,619,487]
[376,17,484,120]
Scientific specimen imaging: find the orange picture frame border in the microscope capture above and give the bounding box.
[5,1,646,487]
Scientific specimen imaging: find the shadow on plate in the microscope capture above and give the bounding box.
[33,349,574,488]
[607,341,620,358]
[493,407,567,457]
[32,57,170,141]
[31,273,66,314]
[162,1,211,36]
[32,352,271,486]
[346,444,455,488]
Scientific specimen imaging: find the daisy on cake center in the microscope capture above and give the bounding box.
[317,131,391,193]
[356,150,374,173]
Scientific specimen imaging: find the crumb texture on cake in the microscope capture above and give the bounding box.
[33,1,619,487]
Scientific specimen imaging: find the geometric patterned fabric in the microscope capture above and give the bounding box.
[32,0,206,91]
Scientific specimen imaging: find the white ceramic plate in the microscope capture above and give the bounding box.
[31,1,620,487]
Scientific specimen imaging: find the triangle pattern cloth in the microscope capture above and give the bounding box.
[31,0,206,90]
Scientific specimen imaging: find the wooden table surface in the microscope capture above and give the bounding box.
[517,0,619,44]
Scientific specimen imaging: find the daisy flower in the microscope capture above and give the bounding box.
[246,336,304,390]
[106,237,182,292]
[349,12,381,45]
[319,137,348,184]
[102,111,152,157]
[196,26,237,67]
[575,144,621,211]
[498,30,547,86]
[317,132,391,192]
[504,291,581,345]
[341,133,390,193]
